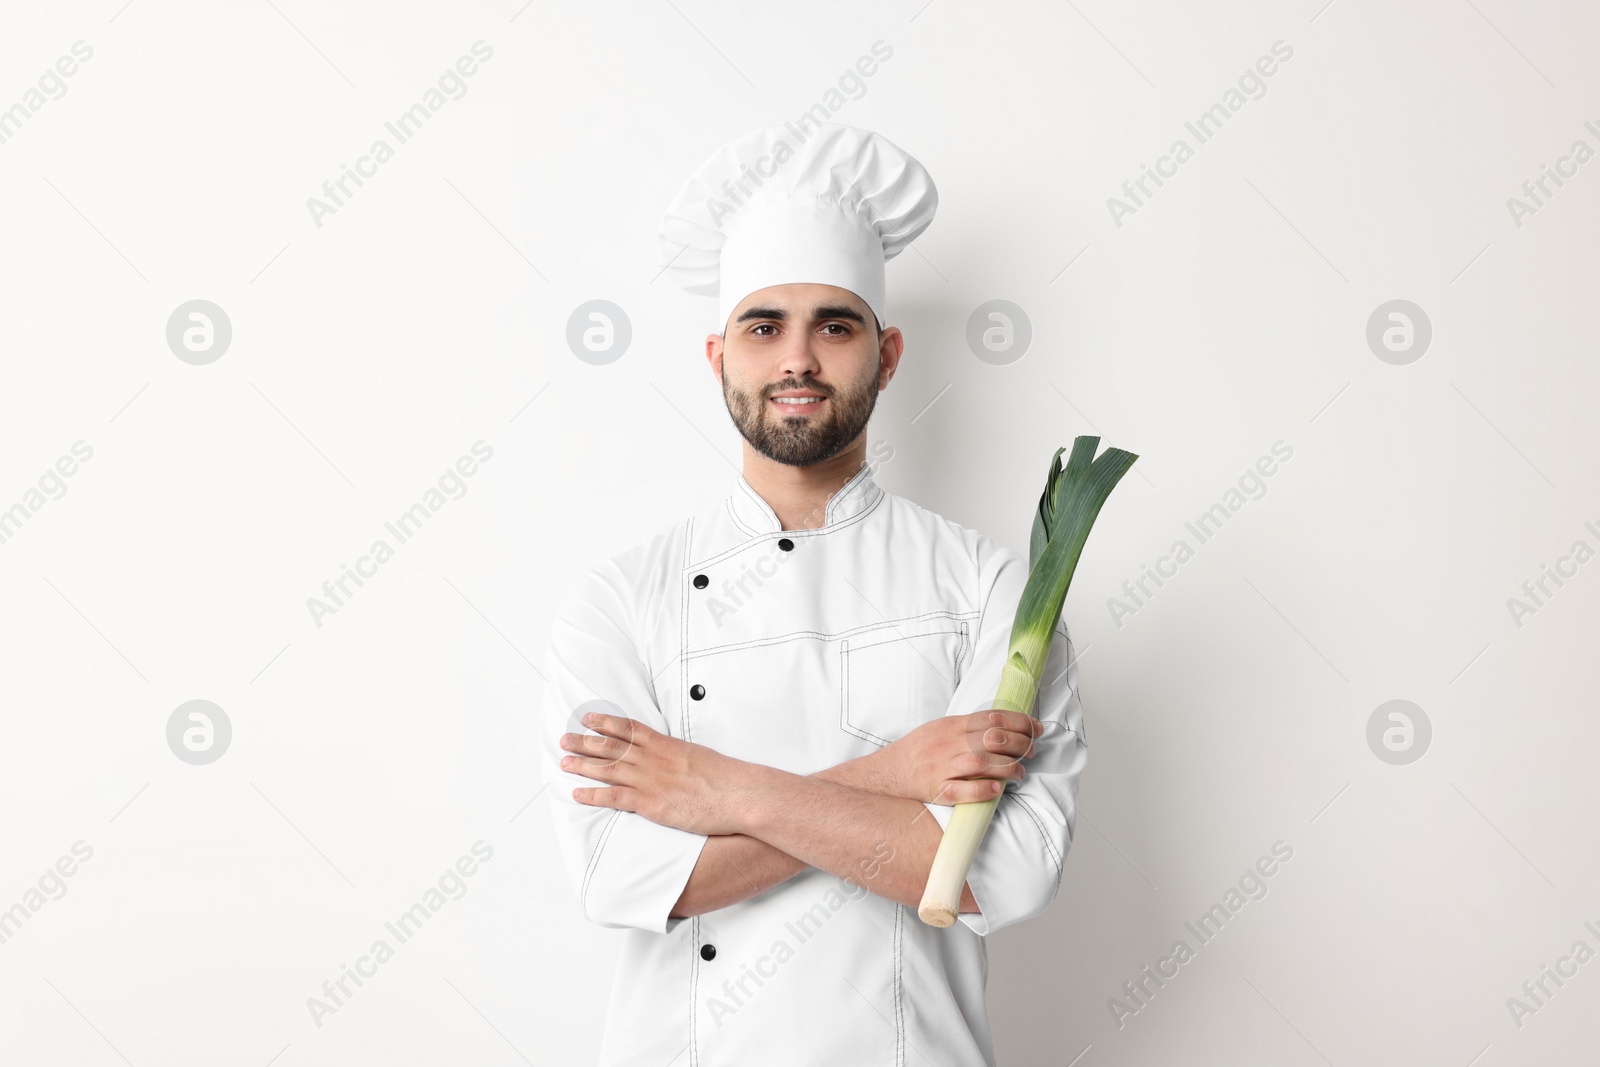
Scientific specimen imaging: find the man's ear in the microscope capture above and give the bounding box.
[705,332,724,380]
[876,326,905,389]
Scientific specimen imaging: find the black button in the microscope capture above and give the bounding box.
[701,943,716,961]
[690,684,706,700]
[692,574,708,589]
[777,538,794,551]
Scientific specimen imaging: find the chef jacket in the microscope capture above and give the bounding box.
[539,462,1088,1067]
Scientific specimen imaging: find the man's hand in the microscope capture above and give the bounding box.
[864,709,1041,806]
[559,710,755,836]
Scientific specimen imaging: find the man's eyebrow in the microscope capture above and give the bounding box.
[733,304,867,325]
[734,305,787,324]
[811,304,867,325]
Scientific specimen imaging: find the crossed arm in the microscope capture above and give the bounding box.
[667,757,975,919]
[556,707,1043,919]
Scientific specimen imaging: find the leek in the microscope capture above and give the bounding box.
[917,435,1138,927]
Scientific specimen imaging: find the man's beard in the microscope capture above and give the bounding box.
[723,358,880,467]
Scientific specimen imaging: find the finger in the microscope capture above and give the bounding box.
[966,755,1030,790]
[572,785,632,810]
[979,727,1037,761]
[940,778,1008,804]
[582,711,649,744]
[965,725,1032,763]
[960,751,1024,777]
[991,758,1028,780]
[983,709,1044,738]
[560,753,631,784]
[560,731,628,760]
[971,709,1044,740]
[967,709,1003,732]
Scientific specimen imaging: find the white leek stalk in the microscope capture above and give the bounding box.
[918,436,1137,927]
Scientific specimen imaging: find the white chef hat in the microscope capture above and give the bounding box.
[657,122,938,334]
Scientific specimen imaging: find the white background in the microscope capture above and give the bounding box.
[1,1,1597,1064]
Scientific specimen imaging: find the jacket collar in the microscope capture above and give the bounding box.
[728,462,883,534]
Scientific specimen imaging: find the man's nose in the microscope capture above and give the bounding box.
[775,334,823,380]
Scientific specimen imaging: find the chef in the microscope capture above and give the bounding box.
[540,122,1088,1066]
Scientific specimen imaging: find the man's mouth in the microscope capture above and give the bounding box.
[769,395,826,410]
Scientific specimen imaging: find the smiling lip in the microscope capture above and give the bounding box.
[769,394,826,412]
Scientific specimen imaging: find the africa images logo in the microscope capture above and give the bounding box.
[305,42,495,229]
[694,40,895,231]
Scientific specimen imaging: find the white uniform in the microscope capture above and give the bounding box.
[540,463,1088,1066]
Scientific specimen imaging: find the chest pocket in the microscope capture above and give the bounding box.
[839,615,971,747]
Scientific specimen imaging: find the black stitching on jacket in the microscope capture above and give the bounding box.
[581,810,624,923]
[1009,792,1064,873]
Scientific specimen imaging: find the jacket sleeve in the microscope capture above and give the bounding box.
[539,558,709,934]
[923,542,1089,937]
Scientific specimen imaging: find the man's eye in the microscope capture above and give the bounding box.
[823,323,849,335]
[752,323,777,336]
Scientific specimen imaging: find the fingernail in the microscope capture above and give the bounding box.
[992,781,1003,793]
